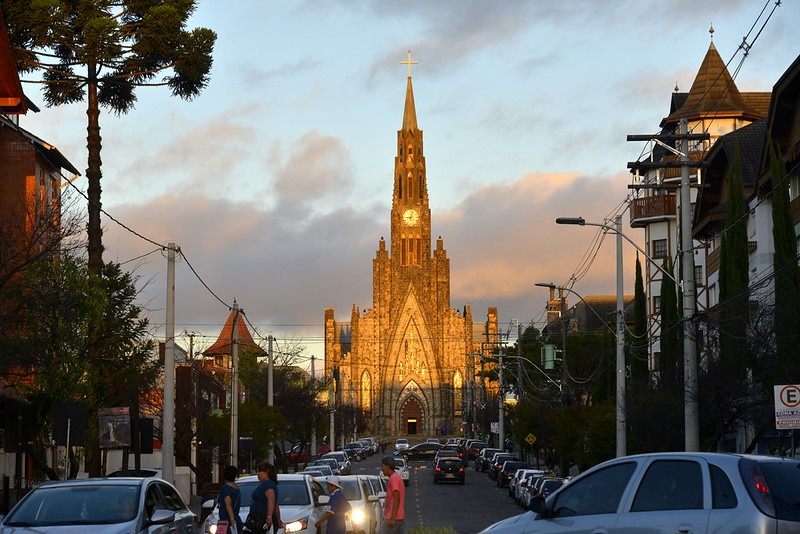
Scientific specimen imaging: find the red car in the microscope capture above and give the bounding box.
[285,442,331,463]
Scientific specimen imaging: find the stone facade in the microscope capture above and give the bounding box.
[324,66,498,438]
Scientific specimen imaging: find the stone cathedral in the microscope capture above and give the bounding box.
[324,55,499,438]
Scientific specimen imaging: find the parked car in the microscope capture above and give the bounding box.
[515,471,546,506]
[508,468,541,499]
[343,442,365,461]
[537,477,566,499]
[394,438,410,452]
[321,451,352,475]
[105,467,163,478]
[488,453,517,480]
[466,441,487,460]
[480,452,800,533]
[311,457,340,474]
[476,448,502,472]
[285,442,332,463]
[320,475,383,534]
[401,442,443,462]
[433,457,466,485]
[497,460,527,488]
[0,477,196,532]
[202,473,328,534]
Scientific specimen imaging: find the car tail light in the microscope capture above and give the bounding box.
[740,459,776,517]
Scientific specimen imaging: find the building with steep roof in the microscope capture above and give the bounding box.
[629,33,770,369]
[324,55,499,440]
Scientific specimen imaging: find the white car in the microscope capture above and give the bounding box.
[319,475,384,534]
[201,473,328,534]
[321,451,352,475]
[380,457,410,487]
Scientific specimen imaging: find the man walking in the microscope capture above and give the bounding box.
[380,456,405,534]
[315,475,350,534]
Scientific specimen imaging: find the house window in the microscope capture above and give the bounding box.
[653,239,668,260]
[694,265,703,286]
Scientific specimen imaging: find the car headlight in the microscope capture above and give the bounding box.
[350,507,366,525]
[284,517,308,533]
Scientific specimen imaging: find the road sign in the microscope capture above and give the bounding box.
[525,433,537,445]
[774,385,800,429]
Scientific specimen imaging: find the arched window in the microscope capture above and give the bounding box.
[453,371,463,411]
[361,371,372,411]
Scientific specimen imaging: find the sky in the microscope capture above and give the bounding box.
[16,0,800,371]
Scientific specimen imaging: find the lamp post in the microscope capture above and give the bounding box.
[554,215,685,457]
[553,215,626,458]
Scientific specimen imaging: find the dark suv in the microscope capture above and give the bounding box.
[497,460,527,487]
[476,448,502,472]
[489,453,518,480]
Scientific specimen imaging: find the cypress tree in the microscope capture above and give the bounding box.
[768,137,800,382]
[658,257,681,385]
[718,144,750,381]
[630,255,649,386]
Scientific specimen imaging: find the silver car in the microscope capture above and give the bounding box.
[0,477,196,533]
[480,452,800,533]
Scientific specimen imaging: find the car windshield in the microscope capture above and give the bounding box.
[5,484,141,526]
[338,478,365,501]
[238,480,310,507]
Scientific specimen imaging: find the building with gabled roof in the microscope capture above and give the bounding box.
[629,32,770,371]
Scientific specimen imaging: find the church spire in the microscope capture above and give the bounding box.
[401,51,418,131]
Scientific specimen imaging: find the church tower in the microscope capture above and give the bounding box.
[324,52,498,440]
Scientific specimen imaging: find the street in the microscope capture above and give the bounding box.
[352,452,525,533]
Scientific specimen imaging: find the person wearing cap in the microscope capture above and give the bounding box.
[380,456,405,533]
[315,475,350,534]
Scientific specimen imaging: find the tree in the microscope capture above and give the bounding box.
[768,137,800,383]
[629,255,649,386]
[0,254,159,479]
[658,257,681,385]
[718,144,751,382]
[1,0,215,275]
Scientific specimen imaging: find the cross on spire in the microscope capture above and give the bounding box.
[401,50,418,78]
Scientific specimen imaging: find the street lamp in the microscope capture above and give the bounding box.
[555,214,694,457]
[555,215,626,458]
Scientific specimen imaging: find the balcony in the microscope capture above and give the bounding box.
[630,194,676,228]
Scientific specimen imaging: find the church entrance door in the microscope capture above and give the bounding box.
[401,397,423,435]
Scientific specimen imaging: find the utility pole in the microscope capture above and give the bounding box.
[329,368,335,454]
[163,242,176,485]
[310,355,317,458]
[267,335,274,463]
[498,351,504,449]
[230,302,239,468]
[628,124,708,452]
[615,215,626,457]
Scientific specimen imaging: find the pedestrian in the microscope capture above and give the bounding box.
[244,461,285,533]
[380,456,405,534]
[218,465,243,533]
[314,475,351,534]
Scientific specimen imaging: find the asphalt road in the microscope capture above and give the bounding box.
[351,451,527,533]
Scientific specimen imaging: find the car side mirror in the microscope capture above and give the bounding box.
[529,496,550,517]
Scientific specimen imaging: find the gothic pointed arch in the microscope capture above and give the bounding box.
[361,370,372,411]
